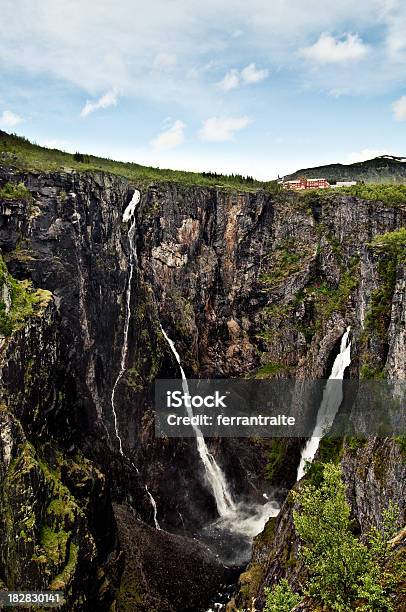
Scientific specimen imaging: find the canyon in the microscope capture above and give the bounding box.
[0,153,405,610]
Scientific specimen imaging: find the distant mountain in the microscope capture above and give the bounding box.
[283,155,406,184]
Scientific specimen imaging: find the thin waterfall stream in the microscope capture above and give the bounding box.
[297,326,352,480]
[111,190,160,528]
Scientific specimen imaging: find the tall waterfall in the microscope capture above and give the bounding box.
[111,190,160,530]
[297,326,352,480]
[159,325,236,517]
[111,191,140,455]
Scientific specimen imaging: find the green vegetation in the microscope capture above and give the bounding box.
[0,255,52,336]
[40,525,70,565]
[254,362,285,379]
[369,227,406,260]
[298,263,359,334]
[367,501,401,565]
[338,184,406,206]
[346,436,367,452]
[303,437,343,487]
[49,541,79,590]
[293,463,400,611]
[298,184,406,208]
[265,439,284,481]
[260,238,314,287]
[264,579,301,611]
[0,130,282,192]
[284,155,406,185]
[0,181,32,202]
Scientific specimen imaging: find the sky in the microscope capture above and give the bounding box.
[0,0,405,179]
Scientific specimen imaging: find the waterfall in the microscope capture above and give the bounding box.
[110,190,140,455]
[146,485,161,530]
[159,325,236,517]
[297,326,352,480]
[110,190,161,530]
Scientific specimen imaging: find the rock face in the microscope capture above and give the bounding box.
[0,164,405,610]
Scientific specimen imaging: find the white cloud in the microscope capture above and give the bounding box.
[198,116,251,142]
[218,63,268,91]
[392,95,406,121]
[345,148,389,164]
[219,69,240,91]
[0,109,23,127]
[240,62,268,84]
[80,89,118,118]
[0,0,404,106]
[151,119,185,150]
[300,33,369,63]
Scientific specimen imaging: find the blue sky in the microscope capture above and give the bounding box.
[0,0,405,179]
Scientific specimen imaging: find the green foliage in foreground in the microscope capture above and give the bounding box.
[0,255,52,336]
[291,463,399,611]
[0,131,282,192]
[264,579,301,611]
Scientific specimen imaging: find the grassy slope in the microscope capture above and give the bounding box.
[1,131,406,204]
[0,130,278,192]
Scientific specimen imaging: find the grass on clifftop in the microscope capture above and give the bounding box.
[0,130,281,192]
[300,184,406,207]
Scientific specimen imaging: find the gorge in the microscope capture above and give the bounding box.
[0,134,405,611]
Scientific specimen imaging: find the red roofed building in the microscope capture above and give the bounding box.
[283,177,330,190]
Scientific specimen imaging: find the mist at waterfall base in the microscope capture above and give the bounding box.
[160,325,279,567]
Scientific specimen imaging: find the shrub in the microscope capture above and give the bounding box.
[264,579,301,612]
[0,181,32,202]
[0,255,51,336]
[369,227,406,261]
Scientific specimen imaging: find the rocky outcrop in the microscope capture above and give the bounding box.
[112,503,237,612]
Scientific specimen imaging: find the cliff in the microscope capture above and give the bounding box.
[0,149,405,610]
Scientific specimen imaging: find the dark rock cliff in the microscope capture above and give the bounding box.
[0,164,404,610]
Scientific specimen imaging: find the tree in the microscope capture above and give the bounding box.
[293,463,393,611]
[264,579,301,611]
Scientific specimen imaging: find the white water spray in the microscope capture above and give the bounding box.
[297,326,352,480]
[110,190,161,529]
